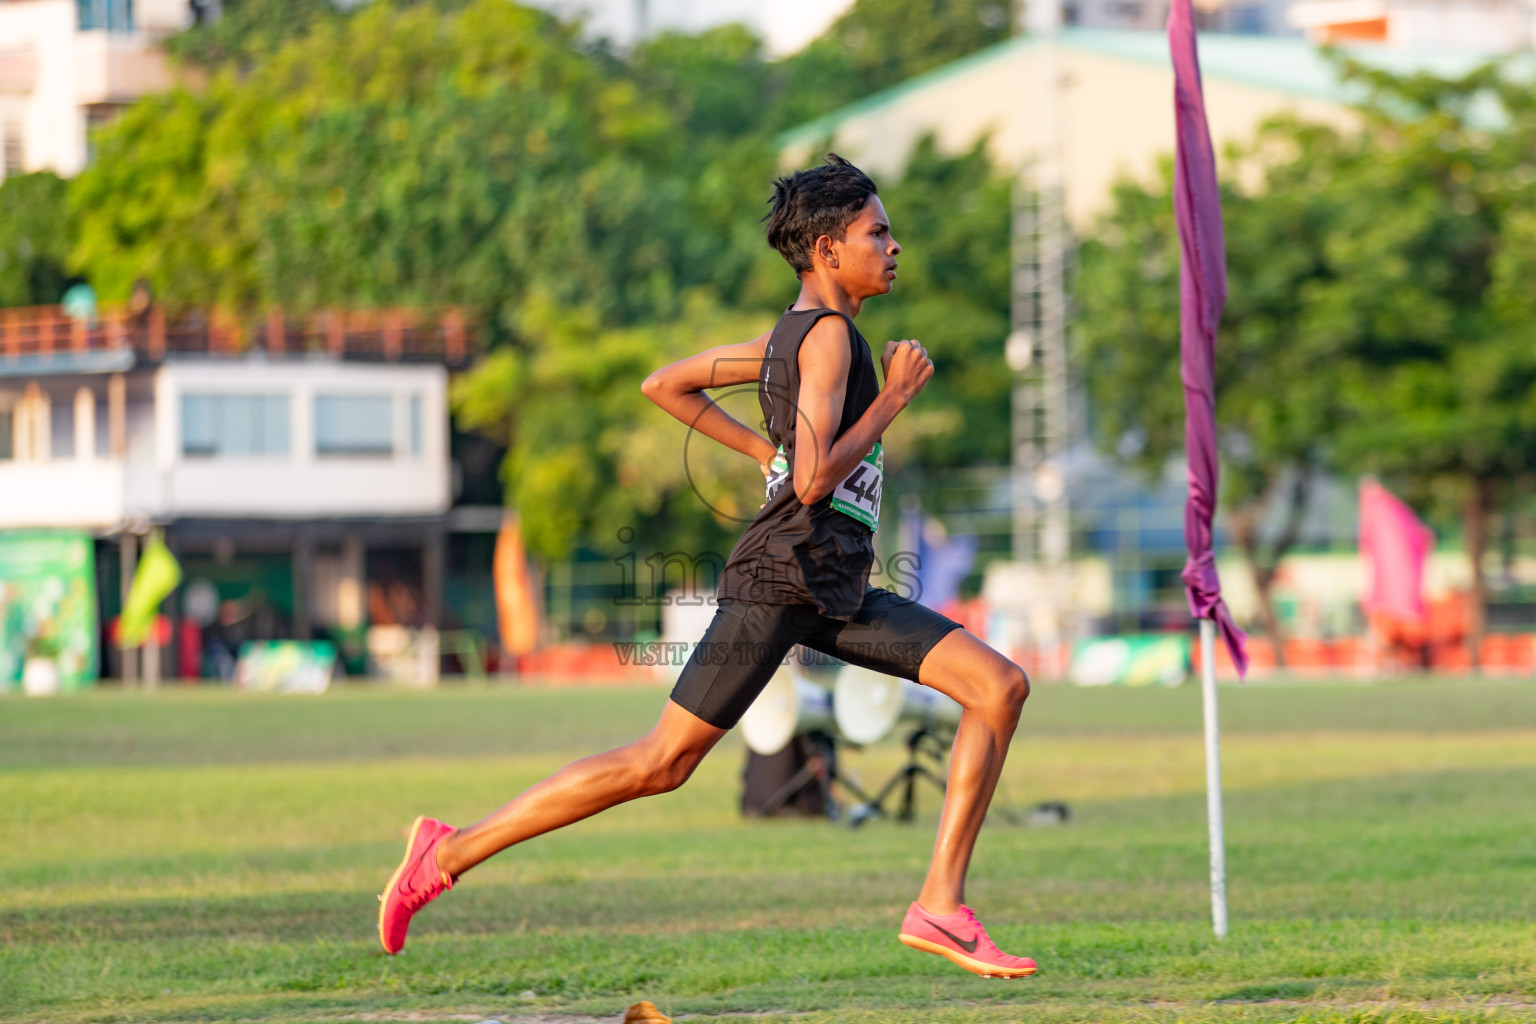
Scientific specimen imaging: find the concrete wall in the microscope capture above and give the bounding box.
[0,457,124,527]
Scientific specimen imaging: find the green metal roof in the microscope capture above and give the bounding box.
[779,29,1510,150]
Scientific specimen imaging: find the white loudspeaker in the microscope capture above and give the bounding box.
[833,665,962,745]
[740,667,835,756]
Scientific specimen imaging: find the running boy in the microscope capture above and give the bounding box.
[379,154,1036,979]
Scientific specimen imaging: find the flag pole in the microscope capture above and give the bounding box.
[1199,616,1228,938]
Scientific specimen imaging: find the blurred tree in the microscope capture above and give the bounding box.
[856,136,1014,472]
[1305,59,1536,665]
[164,0,342,72]
[73,0,690,329]
[1078,57,1536,665]
[770,0,1016,129]
[67,0,1026,561]
[630,25,770,142]
[1078,141,1349,661]
[70,88,254,308]
[452,294,775,557]
[452,136,1019,560]
[0,172,72,307]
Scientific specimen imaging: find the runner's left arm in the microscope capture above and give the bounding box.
[642,330,777,473]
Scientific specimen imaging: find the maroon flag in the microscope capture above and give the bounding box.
[1171,0,1248,676]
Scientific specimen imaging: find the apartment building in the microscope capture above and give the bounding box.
[0,0,185,181]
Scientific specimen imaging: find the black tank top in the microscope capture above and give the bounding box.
[716,307,882,620]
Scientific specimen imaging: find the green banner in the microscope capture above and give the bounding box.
[0,532,98,693]
[236,641,336,694]
[1069,634,1190,687]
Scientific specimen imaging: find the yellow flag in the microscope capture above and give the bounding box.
[120,533,181,648]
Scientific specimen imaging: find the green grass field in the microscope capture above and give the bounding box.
[2,680,1534,1024]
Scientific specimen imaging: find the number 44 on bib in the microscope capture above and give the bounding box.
[831,442,883,531]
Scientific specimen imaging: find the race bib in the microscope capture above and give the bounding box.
[764,445,789,502]
[830,442,883,531]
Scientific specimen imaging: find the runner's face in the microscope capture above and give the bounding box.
[830,196,901,298]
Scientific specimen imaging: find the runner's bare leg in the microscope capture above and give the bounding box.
[435,701,726,877]
[912,628,1030,914]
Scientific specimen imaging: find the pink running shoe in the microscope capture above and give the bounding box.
[898,902,1037,978]
[378,816,456,954]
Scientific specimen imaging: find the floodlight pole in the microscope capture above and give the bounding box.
[1199,616,1229,938]
[1010,0,1073,658]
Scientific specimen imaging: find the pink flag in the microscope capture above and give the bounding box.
[1359,481,1433,620]
[1171,0,1248,676]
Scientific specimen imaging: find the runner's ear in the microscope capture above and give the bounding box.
[814,234,839,269]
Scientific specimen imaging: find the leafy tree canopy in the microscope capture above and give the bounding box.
[770,0,1015,129]
[0,172,72,307]
[61,0,1025,558]
[1076,55,1536,652]
[73,0,692,330]
[163,0,342,72]
[1081,56,1536,502]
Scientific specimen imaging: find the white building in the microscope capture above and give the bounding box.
[0,309,469,678]
[0,0,186,181]
[2,357,450,524]
[1287,0,1536,49]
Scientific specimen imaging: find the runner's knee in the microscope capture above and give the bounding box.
[1001,661,1030,710]
[636,740,707,795]
[978,660,1029,723]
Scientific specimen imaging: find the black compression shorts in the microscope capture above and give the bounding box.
[669,587,964,730]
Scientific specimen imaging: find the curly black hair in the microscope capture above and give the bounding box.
[763,153,879,274]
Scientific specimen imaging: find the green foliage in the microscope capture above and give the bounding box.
[74,0,689,327]
[822,0,1013,85]
[162,0,342,72]
[452,295,775,557]
[1078,145,1347,508]
[69,88,249,306]
[1079,56,1536,507]
[857,137,1014,470]
[630,25,771,142]
[1304,59,1536,493]
[770,0,1016,128]
[1078,56,1536,647]
[66,0,1029,557]
[0,172,72,307]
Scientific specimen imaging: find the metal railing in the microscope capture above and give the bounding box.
[0,305,476,365]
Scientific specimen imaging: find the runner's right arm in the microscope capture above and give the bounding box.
[642,330,778,474]
[792,318,932,505]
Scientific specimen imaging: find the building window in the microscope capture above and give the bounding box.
[408,394,423,457]
[182,394,290,457]
[0,409,12,460]
[50,400,74,460]
[315,394,393,457]
[77,0,133,31]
